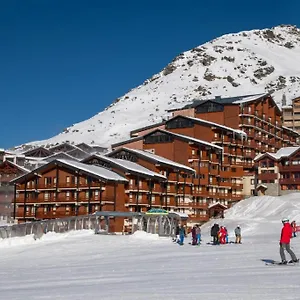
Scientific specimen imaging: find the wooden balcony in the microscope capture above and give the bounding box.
[258,173,277,181]
[177,202,208,209]
[279,165,300,172]
[279,178,300,185]
[189,214,209,222]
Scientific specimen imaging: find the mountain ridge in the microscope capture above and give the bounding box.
[26,24,300,149]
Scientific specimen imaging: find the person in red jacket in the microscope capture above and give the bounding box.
[280,218,299,264]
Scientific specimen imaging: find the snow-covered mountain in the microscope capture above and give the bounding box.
[29,24,300,149]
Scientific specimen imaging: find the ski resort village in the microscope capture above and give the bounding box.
[2,21,300,300]
[2,93,300,231]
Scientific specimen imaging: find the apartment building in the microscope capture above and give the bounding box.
[254,147,300,196]
[11,159,128,231]
[282,96,300,133]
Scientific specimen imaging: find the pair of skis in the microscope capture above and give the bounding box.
[264,259,299,266]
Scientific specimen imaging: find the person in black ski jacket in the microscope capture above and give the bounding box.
[211,223,220,245]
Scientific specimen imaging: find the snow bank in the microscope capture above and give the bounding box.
[0,229,94,248]
[129,230,161,241]
[201,193,300,239]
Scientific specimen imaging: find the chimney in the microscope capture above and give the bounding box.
[282,94,287,106]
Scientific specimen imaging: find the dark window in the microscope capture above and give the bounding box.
[196,101,224,113]
[166,118,194,129]
[113,151,138,162]
[144,133,173,144]
[45,177,52,184]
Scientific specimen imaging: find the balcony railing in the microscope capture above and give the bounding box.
[279,178,300,185]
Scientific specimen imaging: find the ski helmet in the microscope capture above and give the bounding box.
[282,218,289,223]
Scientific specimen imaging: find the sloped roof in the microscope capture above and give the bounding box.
[254,147,300,161]
[169,93,266,111]
[146,129,223,151]
[0,160,30,174]
[111,136,143,148]
[110,147,196,174]
[167,115,247,138]
[282,126,300,136]
[11,159,128,184]
[82,154,166,180]
[43,151,79,162]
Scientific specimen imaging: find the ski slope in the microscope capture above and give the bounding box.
[1,194,300,300]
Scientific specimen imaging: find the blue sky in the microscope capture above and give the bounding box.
[1,0,299,148]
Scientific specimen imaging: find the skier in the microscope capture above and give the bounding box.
[191,225,197,245]
[235,225,242,244]
[196,224,201,245]
[224,226,228,244]
[178,224,186,245]
[173,224,180,242]
[211,223,219,245]
[219,226,226,244]
[279,218,299,264]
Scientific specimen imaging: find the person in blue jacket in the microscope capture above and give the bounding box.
[178,224,186,245]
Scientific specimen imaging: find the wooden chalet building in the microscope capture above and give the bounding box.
[82,154,168,213]
[254,147,300,196]
[169,93,299,155]
[108,145,223,223]
[11,159,128,231]
[0,160,29,221]
[164,115,245,200]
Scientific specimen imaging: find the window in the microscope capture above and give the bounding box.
[144,132,173,144]
[44,192,49,200]
[196,101,224,113]
[44,177,52,185]
[166,117,194,129]
[251,179,255,185]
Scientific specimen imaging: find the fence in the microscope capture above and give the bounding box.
[0,211,184,240]
[0,214,103,240]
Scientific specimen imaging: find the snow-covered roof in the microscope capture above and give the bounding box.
[184,116,247,138]
[56,159,128,182]
[119,148,196,174]
[208,202,228,209]
[254,147,300,161]
[232,93,267,104]
[282,105,292,109]
[157,129,223,150]
[282,126,300,136]
[0,160,30,174]
[43,151,79,162]
[257,184,268,189]
[11,159,128,184]
[84,154,166,180]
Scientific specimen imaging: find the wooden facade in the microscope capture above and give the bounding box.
[11,159,128,231]
[255,147,300,196]
[0,161,29,220]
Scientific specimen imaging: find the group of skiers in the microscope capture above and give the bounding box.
[210,223,241,245]
[172,218,299,266]
[173,223,241,246]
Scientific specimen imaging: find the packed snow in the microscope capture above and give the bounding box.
[25,25,300,149]
[1,194,300,299]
